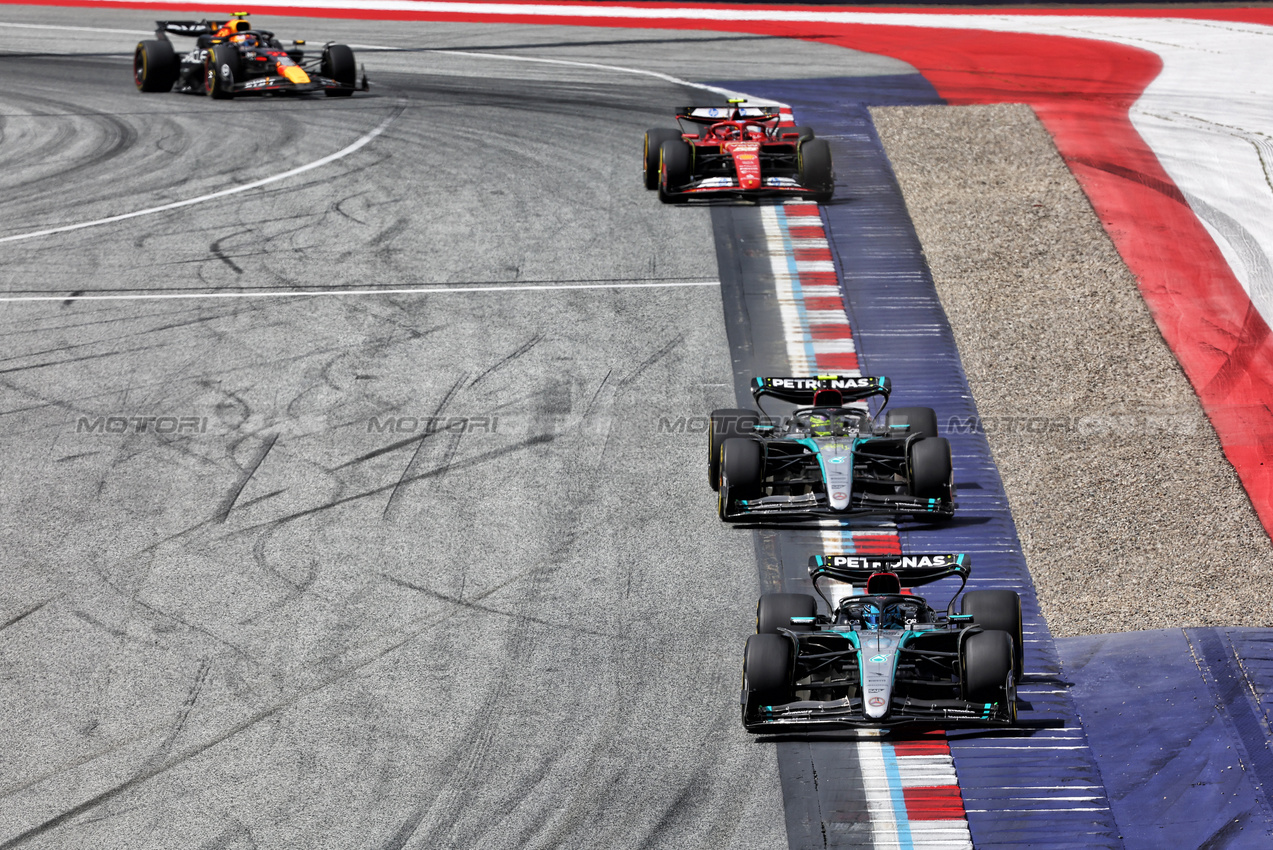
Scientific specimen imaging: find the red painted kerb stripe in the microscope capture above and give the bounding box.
[13,1,1273,534]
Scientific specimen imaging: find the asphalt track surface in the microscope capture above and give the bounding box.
[0,8,920,849]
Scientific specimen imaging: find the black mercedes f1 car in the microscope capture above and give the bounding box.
[710,376,955,522]
[134,14,367,98]
[742,553,1023,731]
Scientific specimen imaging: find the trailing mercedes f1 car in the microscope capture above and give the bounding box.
[742,554,1023,731]
[709,376,955,522]
[642,102,833,203]
[134,14,367,98]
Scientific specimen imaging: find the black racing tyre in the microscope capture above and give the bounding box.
[744,633,792,703]
[908,436,952,500]
[322,44,357,96]
[798,138,834,203]
[962,629,1014,704]
[721,437,763,496]
[756,593,816,634]
[657,139,693,204]
[134,39,178,92]
[644,128,682,190]
[709,408,760,491]
[886,407,939,441]
[963,590,1024,677]
[793,125,815,142]
[204,44,240,99]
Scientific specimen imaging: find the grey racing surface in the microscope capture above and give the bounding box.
[0,7,911,849]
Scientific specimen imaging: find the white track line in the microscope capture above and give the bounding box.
[0,101,405,245]
[0,280,720,303]
[364,46,773,103]
[0,26,781,246]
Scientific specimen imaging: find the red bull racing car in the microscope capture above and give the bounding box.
[133,13,367,98]
[643,102,834,203]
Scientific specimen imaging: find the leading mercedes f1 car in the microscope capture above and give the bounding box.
[742,553,1023,731]
[643,102,834,203]
[709,376,955,522]
[134,13,367,98]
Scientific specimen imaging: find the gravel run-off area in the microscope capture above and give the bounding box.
[873,104,1272,637]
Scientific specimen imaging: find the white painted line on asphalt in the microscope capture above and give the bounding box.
[0,100,406,245]
[0,280,720,303]
[416,48,778,104]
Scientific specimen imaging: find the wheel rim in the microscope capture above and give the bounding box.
[134,51,146,88]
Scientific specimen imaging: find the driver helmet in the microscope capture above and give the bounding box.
[810,412,843,438]
[214,19,251,37]
[861,601,881,630]
[229,32,258,46]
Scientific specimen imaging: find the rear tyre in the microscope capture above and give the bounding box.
[963,590,1024,677]
[756,593,816,634]
[658,139,693,204]
[709,408,759,491]
[744,633,792,706]
[793,125,815,142]
[204,44,240,99]
[908,436,952,501]
[798,138,834,203]
[644,128,682,190]
[962,629,1014,704]
[134,39,178,92]
[886,407,939,441]
[322,44,356,96]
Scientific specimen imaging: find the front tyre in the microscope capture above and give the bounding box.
[962,629,1014,706]
[908,436,952,502]
[709,408,759,491]
[743,633,793,725]
[644,128,682,190]
[718,437,763,520]
[798,138,834,203]
[134,39,178,92]
[658,139,693,204]
[204,44,239,99]
[322,44,357,96]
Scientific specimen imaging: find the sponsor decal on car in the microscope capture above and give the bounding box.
[868,697,886,707]
[827,554,960,570]
[832,491,848,500]
[767,377,876,390]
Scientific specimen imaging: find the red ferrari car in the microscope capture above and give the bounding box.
[643,103,833,203]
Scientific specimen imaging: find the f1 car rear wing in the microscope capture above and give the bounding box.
[676,105,782,124]
[808,553,969,587]
[155,20,215,37]
[752,375,891,407]
[809,553,970,616]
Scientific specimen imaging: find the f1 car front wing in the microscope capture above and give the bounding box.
[743,694,1016,732]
